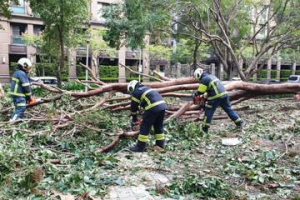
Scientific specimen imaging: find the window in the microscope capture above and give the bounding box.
[11,0,25,14]
[34,25,45,36]
[97,2,110,22]
[160,66,164,72]
[257,26,266,39]
[11,23,26,44]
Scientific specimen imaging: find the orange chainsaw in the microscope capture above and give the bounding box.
[27,96,41,106]
[131,119,142,131]
[192,92,206,109]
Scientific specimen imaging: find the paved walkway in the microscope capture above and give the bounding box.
[104,152,174,200]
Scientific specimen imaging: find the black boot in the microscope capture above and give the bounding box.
[129,141,147,152]
[236,120,245,128]
[155,140,165,148]
[202,126,209,133]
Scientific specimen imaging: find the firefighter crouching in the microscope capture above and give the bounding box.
[127,80,168,152]
[193,68,245,133]
[9,58,35,121]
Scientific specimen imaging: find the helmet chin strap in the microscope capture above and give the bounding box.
[23,66,31,72]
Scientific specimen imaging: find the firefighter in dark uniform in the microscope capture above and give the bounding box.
[193,68,245,133]
[127,80,168,152]
[9,58,34,121]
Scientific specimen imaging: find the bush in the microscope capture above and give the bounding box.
[100,65,118,78]
[257,69,295,81]
[76,65,86,77]
[35,63,56,77]
[168,175,232,199]
[62,82,84,90]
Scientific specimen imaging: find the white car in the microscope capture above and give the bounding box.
[31,76,58,87]
[231,77,242,81]
[288,75,300,83]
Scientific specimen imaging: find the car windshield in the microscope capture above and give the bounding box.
[289,76,298,81]
[42,79,57,84]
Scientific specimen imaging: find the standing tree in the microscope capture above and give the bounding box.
[104,0,300,80]
[103,0,172,49]
[89,28,117,76]
[28,0,89,87]
[0,0,19,29]
[179,0,300,80]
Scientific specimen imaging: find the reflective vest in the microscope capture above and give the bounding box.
[10,69,32,99]
[131,86,167,115]
[197,73,227,100]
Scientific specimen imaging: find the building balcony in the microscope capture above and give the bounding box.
[11,36,25,45]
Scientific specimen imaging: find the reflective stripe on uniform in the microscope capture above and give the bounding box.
[141,89,154,109]
[202,116,210,127]
[134,88,165,111]
[11,114,18,121]
[12,77,19,82]
[138,134,149,142]
[197,84,207,93]
[145,100,165,110]
[207,79,227,100]
[141,89,154,101]
[9,92,25,97]
[206,104,212,108]
[155,133,165,140]
[25,92,31,96]
[208,79,217,90]
[17,103,26,107]
[235,118,241,123]
[207,92,227,100]
[131,111,138,115]
[22,82,30,87]
[14,81,19,94]
[132,96,140,103]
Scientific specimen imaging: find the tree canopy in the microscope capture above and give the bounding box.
[104,0,300,80]
[28,0,90,87]
[0,0,19,29]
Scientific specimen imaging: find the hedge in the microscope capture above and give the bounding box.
[9,62,300,82]
[99,65,119,78]
[10,62,68,78]
[257,69,300,81]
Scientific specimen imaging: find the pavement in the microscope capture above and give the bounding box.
[104,151,174,200]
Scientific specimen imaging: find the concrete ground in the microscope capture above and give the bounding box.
[104,151,174,200]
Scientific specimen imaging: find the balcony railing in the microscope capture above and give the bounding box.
[11,6,25,14]
[12,36,25,45]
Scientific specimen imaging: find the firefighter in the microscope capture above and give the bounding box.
[9,58,35,121]
[193,68,245,133]
[127,80,168,152]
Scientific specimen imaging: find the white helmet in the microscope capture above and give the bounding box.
[194,68,204,80]
[18,58,32,68]
[127,80,139,93]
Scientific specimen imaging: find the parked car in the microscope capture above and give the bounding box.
[258,79,281,84]
[31,76,58,87]
[288,75,300,83]
[231,77,242,81]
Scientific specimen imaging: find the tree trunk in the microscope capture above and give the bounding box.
[192,39,200,72]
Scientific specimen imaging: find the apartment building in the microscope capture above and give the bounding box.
[0,0,151,84]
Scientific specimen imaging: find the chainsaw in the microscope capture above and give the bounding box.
[192,92,206,109]
[27,96,41,106]
[131,119,142,131]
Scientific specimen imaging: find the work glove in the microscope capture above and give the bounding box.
[27,96,37,106]
[131,119,142,131]
[192,91,201,104]
[27,96,41,106]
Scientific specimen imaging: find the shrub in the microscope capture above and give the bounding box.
[168,175,232,199]
[99,65,118,78]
